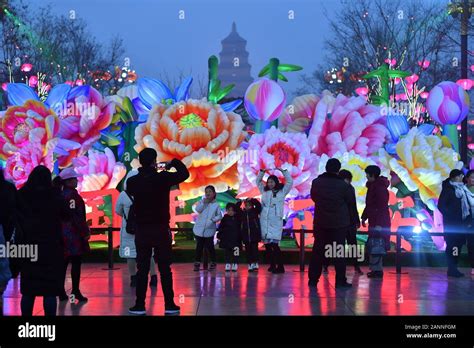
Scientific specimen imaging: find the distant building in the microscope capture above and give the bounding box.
[218,22,253,98]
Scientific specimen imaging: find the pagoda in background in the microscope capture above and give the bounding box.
[218,22,253,98]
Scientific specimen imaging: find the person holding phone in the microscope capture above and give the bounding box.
[126,148,190,316]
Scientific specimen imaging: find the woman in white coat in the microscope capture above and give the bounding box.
[193,185,222,271]
[115,170,157,287]
[257,168,293,274]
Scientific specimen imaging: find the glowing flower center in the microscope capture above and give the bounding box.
[178,113,206,129]
[267,142,300,167]
[14,123,29,134]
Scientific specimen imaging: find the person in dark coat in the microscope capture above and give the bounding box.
[361,165,391,279]
[217,203,242,272]
[17,165,67,316]
[463,169,474,276]
[240,198,262,272]
[0,168,15,316]
[126,148,190,315]
[59,168,90,302]
[308,158,354,289]
[339,169,363,275]
[438,169,474,278]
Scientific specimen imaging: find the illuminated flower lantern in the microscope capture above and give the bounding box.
[57,85,115,167]
[380,128,463,210]
[0,83,79,164]
[237,126,319,198]
[307,92,387,157]
[278,94,320,133]
[5,139,58,188]
[426,81,470,153]
[20,63,33,73]
[456,78,473,91]
[385,114,435,154]
[244,78,286,133]
[72,148,127,192]
[134,98,247,200]
[0,100,59,160]
[355,87,369,97]
[28,76,38,87]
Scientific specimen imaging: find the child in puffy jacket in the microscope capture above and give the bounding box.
[217,203,242,272]
[240,198,262,272]
[193,185,222,271]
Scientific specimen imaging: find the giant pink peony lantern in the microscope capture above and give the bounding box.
[237,126,319,198]
[5,139,58,188]
[0,100,60,160]
[57,86,114,167]
[72,148,127,192]
[244,78,286,133]
[307,93,387,157]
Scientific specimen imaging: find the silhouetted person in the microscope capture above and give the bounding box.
[17,166,67,316]
[339,169,363,275]
[127,148,189,315]
[0,168,15,316]
[463,169,474,276]
[308,158,353,289]
[361,165,390,279]
[438,169,473,278]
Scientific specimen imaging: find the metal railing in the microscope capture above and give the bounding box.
[90,227,449,274]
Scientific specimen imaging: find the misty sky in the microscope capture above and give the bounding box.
[27,0,450,97]
[26,0,350,97]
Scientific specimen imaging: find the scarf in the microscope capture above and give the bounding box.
[450,181,474,220]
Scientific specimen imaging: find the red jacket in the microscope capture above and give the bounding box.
[361,176,391,230]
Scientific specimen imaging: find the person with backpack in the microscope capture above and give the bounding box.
[115,170,158,288]
[126,149,189,316]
